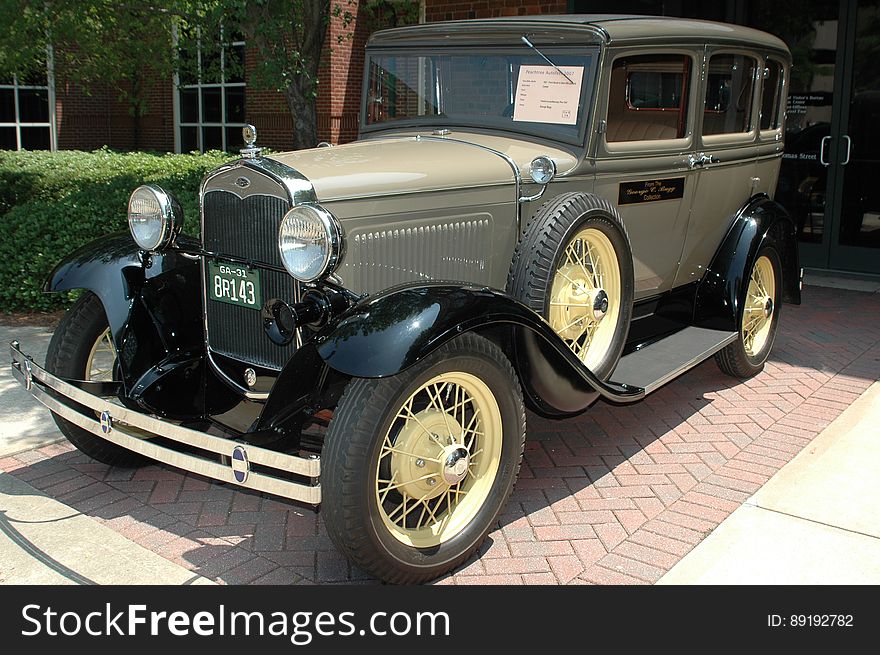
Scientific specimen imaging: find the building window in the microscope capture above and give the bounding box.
[177,31,245,153]
[0,69,52,150]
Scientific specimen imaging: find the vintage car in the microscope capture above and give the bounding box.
[11,15,800,583]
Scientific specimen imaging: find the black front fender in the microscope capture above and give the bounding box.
[44,231,228,417]
[694,195,801,332]
[45,232,143,346]
[311,283,643,416]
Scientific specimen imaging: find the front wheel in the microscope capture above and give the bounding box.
[715,246,783,378]
[45,291,146,467]
[321,333,526,584]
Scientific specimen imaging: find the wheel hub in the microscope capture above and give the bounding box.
[763,297,774,319]
[390,409,464,500]
[441,446,470,485]
[549,263,609,340]
[592,289,609,320]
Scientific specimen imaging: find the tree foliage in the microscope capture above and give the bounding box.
[0,0,354,149]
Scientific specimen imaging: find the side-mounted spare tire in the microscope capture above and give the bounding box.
[507,192,635,380]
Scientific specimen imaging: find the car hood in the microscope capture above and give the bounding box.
[268,133,578,203]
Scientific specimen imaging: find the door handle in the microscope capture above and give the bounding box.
[687,153,719,169]
[841,135,851,166]
[820,135,831,166]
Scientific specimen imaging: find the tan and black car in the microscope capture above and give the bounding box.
[11,15,800,583]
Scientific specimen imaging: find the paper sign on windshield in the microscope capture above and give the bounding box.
[513,65,584,125]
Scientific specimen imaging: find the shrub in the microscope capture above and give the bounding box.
[0,148,233,312]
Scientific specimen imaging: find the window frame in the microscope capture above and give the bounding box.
[599,47,698,156]
[0,57,56,151]
[359,45,601,148]
[173,27,246,154]
[758,56,787,143]
[699,48,761,147]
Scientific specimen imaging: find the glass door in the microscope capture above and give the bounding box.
[747,0,842,268]
[829,0,880,272]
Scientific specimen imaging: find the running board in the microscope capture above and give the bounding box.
[610,327,737,395]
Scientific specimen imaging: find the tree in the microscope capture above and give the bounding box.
[0,0,354,150]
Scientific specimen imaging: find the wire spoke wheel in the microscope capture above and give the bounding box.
[321,333,525,583]
[507,192,633,381]
[45,291,145,467]
[716,247,782,379]
[85,328,117,382]
[741,255,776,357]
[548,227,622,371]
[376,372,502,548]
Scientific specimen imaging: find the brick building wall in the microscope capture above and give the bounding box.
[425,0,567,21]
[51,1,570,153]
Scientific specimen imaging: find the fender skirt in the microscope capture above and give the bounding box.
[694,195,801,332]
[310,283,644,416]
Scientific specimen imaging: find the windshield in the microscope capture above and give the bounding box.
[362,48,599,145]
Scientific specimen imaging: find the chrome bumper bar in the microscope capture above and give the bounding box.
[9,341,321,505]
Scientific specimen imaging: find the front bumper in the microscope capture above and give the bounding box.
[10,341,321,505]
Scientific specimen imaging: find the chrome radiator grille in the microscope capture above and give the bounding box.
[202,174,297,371]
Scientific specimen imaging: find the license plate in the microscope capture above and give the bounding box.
[208,261,262,310]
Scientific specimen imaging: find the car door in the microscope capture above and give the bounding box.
[591,48,701,300]
[673,48,762,288]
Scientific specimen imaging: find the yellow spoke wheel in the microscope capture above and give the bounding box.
[715,247,782,379]
[85,327,117,382]
[44,291,145,467]
[741,255,776,358]
[322,333,526,584]
[548,227,622,371]
[376,371,502,548]
[507,192,634,380]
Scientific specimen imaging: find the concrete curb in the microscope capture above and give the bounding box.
[658,381,880,584]
[0,472,216,585]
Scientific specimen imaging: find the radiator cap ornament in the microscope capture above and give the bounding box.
[240,124,261,159]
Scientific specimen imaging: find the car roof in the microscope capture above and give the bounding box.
[368,14,790,56]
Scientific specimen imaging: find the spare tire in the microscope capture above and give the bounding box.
[507,192,634,380]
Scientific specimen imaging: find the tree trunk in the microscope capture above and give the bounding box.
[243,0,331,151]
[283,77,319,150]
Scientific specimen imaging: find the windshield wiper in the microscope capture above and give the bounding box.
[520,35,576,84]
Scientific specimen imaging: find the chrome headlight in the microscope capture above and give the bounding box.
[529,156,557,185]
[127,185,181,251]
[278,204,344,283]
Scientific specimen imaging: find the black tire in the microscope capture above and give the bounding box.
[715,246,783,379]
[507,192,634,380]
[321,333,526,584]
[45,292,146,467]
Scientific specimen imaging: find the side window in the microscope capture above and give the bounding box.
[760,59,784,131]
[606,54,691,143]
[703,54,757,135]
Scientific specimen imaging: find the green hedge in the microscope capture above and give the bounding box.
[0,148,233,312]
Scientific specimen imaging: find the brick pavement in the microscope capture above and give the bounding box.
[1,285,878,584]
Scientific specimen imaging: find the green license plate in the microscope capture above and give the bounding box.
[208,261,262,310]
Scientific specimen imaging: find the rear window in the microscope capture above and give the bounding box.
[760,60,784,130]
[703,54,757,135]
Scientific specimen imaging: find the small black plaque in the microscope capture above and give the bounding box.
[618,177,685,205]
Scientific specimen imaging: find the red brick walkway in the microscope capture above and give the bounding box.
[2,285,878,584]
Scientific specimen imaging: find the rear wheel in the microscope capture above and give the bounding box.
[715,247,783,378]
[321,333,526,583]
[45,292,146,467]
